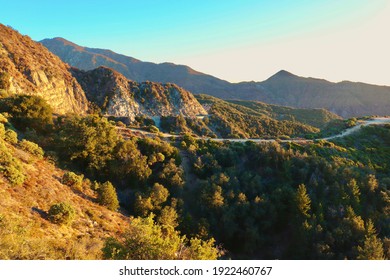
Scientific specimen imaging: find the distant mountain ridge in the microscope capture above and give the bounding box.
[41,38,390,118]
[0,25,207,119]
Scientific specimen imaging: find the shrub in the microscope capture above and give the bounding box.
[19,140,44,159]
[5,129,18,144]
[97,181,119,211]
[0,95,53,133]
[48,202,76,225]
[62,171,83,190]
[102,215,219,260]
[0,142,25,186]
[0,113,7,123]
[0,123,5,140]
[148,125,159,133]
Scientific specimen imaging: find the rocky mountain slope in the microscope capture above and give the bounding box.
[41,38,390,118]
[0,25,88,114]
[71,67,207,121]
[40,37,232,97]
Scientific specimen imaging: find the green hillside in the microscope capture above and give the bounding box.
[226,99,341,128]
[195,94,322,138]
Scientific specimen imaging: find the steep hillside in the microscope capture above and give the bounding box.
[225,98,341,128]
[0,134,129,259]
[40,37,232,97]
[0,25,88,114]
[41,38,390,118]
[194,94,320,138]
[0,111,219,260]
[71,67,207,121]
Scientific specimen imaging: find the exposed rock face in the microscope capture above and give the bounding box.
[0,24,88,114]
[71,67,207,121]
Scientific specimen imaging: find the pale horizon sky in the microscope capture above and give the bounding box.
[1,0,390,85]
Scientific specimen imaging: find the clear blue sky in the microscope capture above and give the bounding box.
[1,0,390,85]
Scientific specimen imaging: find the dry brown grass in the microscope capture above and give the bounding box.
[0,142,130,259]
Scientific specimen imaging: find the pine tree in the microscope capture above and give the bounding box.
[97,181,119,211]
[357,220,385,260]
[296,184,311,218]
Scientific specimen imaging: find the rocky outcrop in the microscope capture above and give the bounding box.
[42,38,390,118]
[0,24,88,114]
[71,67,207,121]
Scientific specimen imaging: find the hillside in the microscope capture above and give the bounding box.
[193,94,320,138]
[0,109,219,260]
[41,38,390,118]
[40,37,233,97]
[0,25,88,114]
[0,120,129,259]
[1,94,388,260]
[71,67,207,121]
[223,99,341,129]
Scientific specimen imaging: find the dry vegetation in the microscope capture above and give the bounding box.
[0,141,130,259]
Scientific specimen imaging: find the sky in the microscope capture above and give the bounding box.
[1,0,390,85]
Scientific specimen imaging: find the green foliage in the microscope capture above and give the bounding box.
[19,139,44,159]
[160,115,215,137]
[225,98,341,129]
[0,113,8,123]
[62,171,83,190]
[102,215,218,260]
[176,126,390,259]
[0,141,25,186]
[147,125,159,133]
[0,95,53,133]
[0,123,4,140]
[56,115,120,174]
[5,129,18,144]
[110,139,151,184]
[195,94,320,138]
[135,183,169,216]
[48,202,76,225]
[357,220,385,260]
[295,184,311,218]
[97,181,119,211]
[188,238,219,260]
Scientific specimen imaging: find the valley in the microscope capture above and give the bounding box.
[119,117,390,143]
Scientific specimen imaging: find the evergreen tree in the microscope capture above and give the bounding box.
[97,181,120,211]
[357,220,385,260]
[296,184,311,218]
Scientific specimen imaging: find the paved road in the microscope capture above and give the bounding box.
[322,117,390,141]
[118,117,390,143]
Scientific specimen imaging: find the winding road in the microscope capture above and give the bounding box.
[118,117,390,143]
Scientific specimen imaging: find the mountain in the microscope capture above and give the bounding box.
[41,38,390,118]
[252,70,390,118]
[40,37,234,97]
[71,66,207,121]
[0,25,88,114]
[0,25,206,120]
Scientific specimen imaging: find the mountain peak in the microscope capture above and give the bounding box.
[40,37,85,51]
[268,70,297,80]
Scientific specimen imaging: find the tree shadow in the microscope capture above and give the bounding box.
[31,207,47,220]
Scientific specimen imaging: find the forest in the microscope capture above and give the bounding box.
[0,95,388,259]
